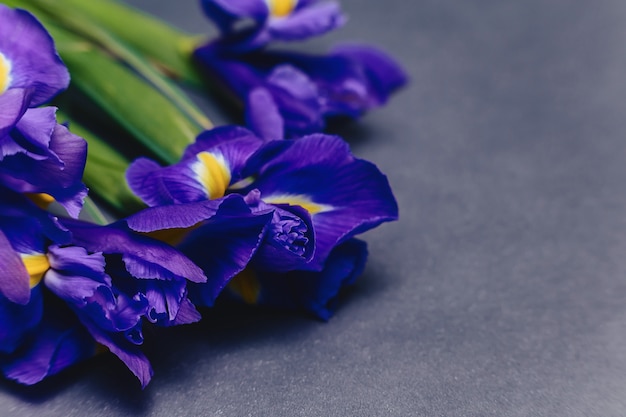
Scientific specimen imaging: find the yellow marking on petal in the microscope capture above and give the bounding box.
[264,194,333,215]
[21,254,50,289]
[0,52,11,95]
[266,0,298,17]
[228,268,260,305]
[194,152,231,199]
[26,193,55,210]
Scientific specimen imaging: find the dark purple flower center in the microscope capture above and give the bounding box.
[271,210,308,255]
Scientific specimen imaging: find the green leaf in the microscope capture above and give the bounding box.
[31,20,199,164]
[63,46,199,164]
[23,0,212,133]
[57,111,145,215]
[29,0,207,87]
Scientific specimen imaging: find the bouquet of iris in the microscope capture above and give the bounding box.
[0,0,406,388]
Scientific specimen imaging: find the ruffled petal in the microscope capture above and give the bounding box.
[140,278,188,325]
[81,288,148,335]
[241,134,397,269]
[47,245,106,281]
[44,246,109,308]
[181,196,274,306]
[79,316,153,389]
[61,219,207,284]
[128,193,273,307]
[249,201,315,272]
[0,122,88,218]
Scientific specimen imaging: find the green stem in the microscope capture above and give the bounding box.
[82,196,110,225]
[44,0,207,86]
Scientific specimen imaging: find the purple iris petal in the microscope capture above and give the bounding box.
[229,238,368,320]
[44,259,151,387]
[126,198,227,231]
[201,0,345,50]
[194,44,322,137]
[125,156,209,206]
[254,46,407,121]
[124,157,170,206]
[62,219,207,284]
[44,246,109,307]
[240,134,398,269]
[0,89,32,152]
[47,246,106,279]
[262,64,324,135]
[194,43,406,137]
[0,284,43,354]
[0,6,69,106]
[330,44,409,109]
[170,297,203,325]
[0,122,88,218]
[246,87,284,140]
[43,244,149,340]
[182,126,265,175]
[1,315,95,386]
[127,126,265,206]
[201,0,269,34]
[126,194,273,306]
[0,229,31,305]
[9,107,58,161]
[80,288,148,337]
[176,196,274,306]
[267,1,346,42]
[79,316,153,388]
[140,278,192,326]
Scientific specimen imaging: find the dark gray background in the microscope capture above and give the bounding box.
[3,0,626,415]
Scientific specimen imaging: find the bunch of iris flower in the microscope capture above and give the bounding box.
[196,0,407,138]
[0,0,405,388]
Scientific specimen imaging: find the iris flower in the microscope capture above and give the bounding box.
[126,126,397,318]
[226,238,368,320]
[201,0,346,51]
[0,5,86,217]
[194,42,407,139]
[0,191,212,387]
